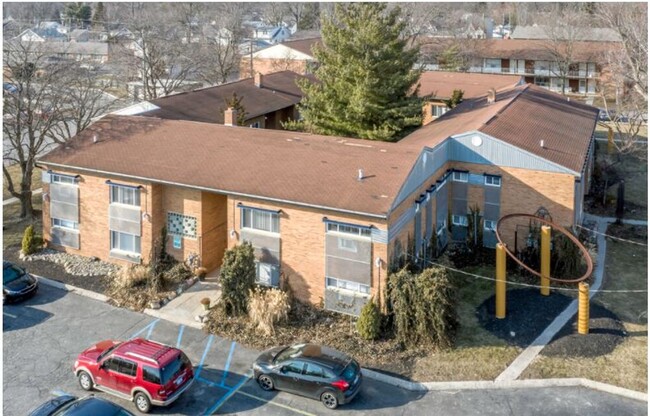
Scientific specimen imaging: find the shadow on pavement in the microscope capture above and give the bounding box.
[3,285,66,332]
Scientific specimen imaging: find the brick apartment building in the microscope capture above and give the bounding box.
[38,84,597,315]
[240,37,321,78]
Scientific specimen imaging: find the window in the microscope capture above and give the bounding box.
[110,185,140,206]
[102,358,121,372]
[249,122,261,128]
[118,359,137,377]
[142,366,161,384]
[452,215,468,227]
[256,262,278,286]
[326,277,370,295]
[167,212,198,238]
[452,171,468,182]
[326,222,371,238]
[337,237,358,253]
[484,220,496,231]
[484,175,501,187]
[304,363,325,378]
[52,218,78,230]
[241,208,279,233]
[282,361,304,375]
[51,174,77,185]
[111,231,141,255]
[431,104,448,118]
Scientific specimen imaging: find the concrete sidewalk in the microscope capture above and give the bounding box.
[3,188,43,205]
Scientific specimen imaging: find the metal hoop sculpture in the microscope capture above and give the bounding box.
[495,213,593,284]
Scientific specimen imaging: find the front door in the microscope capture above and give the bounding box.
[96,357,120,391]
[274,360,305,393]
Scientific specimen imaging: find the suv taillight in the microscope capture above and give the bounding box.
[331,379,349,392]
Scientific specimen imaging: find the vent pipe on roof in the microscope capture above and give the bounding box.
[487,87,497,104]
[224,107,238,127]
[93,134,97,143]
[358,169,364,181]
[540,140,545,148]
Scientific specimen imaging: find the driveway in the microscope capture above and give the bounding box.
[3,284,646,416]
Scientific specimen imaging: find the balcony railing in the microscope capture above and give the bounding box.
[433,65,599,79]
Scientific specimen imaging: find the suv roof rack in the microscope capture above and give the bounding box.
[124,351,158,364]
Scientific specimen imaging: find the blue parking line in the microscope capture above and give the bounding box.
[220,341,236,387]
[129,319,159,339]
[204,371,252,415]
[196,376,229,390]
[176,325,185,348]
[145,319,159,339]
[194,335,214,380]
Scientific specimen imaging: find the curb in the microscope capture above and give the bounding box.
[37,275,648,403]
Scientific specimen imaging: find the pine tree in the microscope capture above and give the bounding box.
[294,3,423,142]
[223,92,248,126]
[443,89,464,109]
[219,242,256,316]
[92,2,106,30]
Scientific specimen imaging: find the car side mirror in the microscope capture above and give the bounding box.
[280,366,287,374]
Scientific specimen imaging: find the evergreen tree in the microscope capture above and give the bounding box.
[219,242,256,316]
[443,89,464,109]
[223,92,248,126]
[293,3,423,142]
[92,2,106,30]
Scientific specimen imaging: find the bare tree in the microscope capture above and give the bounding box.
[262,3,286,27]
[3,42,116,218]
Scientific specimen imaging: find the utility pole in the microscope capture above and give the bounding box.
[249,37,253,78]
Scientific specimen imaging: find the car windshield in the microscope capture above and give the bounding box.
[339,360,359,382]
[160,352,190,385]
[3,265,25,285]
[98,343,122,361]
[274,345,305,363]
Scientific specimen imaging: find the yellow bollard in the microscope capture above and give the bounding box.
[578,282,590,334]
[607,127,614,154]
[540,225,551,296]
[496,243,506,319]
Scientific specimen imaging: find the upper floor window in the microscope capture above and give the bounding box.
[242,207,279,233]
[452,171,468,182]
[326,222,371,238]
[452,215,468,227]
[484,175,502,187]
[432,104,448,118]
[110,184,140,206]
[51,173,77,185]
[52,218,78,231]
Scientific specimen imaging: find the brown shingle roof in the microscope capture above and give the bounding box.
[402,84,598,173]
[279,37,321,57]
[139,71,311,124]
[39,115,420,217]
[418,71,523,99]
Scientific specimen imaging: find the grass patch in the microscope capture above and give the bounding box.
[3,196,42,249]
[3,164,42,200]
[522,226,647,392]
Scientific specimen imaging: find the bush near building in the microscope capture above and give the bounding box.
[356,297,381,340]
[219,242,256,316]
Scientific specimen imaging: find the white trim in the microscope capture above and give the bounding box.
[452,171,469,182]
[484,175,502,187]
[452,215,468,226]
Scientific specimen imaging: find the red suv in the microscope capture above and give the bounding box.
[73,338,194,413]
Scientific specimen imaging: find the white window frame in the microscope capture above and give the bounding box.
[326,277,370,295]
[51,173,77,185]
[452,215,468,227]
[110,185,140,206]
[484,220,496,231]
[337,237,358,253]
[326,222,371,238]
[431,104,448,118]
[255,262,278,287]
[241,208,279,234]
[484,175,501,187]
[52,218,79,231]
[110,230,141,256]
[452,171,468,182]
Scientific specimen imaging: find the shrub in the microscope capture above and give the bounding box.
[149,226,175,277]
[163,262,193,285]
[21,224,41,255]
[247,287,290,336]
[356,297,381,340]
[386,266,458,349]
[220,242,256,316]
[114,265,151,289]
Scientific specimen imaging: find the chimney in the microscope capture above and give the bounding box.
[487,88,497,104]
[254,72,263,88]
[224,107,238,127]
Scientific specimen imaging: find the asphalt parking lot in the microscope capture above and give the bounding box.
[3,284,647,416]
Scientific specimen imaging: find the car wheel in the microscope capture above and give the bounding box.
[321,391,339,409]
[257,374,275,391]
[77,371,93,391]
[134,392,151,413]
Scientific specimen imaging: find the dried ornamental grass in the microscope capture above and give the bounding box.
[114,265,150,289]
[248,287,291,336]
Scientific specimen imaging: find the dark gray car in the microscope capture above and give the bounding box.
[252,343,362,409]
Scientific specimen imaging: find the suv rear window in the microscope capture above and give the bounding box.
[160,352,190,385]
[340,360,360,382]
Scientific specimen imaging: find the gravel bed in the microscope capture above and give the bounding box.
[3,246,112,295]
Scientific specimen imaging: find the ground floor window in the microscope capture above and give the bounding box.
[52,218,78,230]
[452,215,468,226]
[484,220,496,231]
[326,277,370,295]
[256,262,279,287]
[110,231,141,255]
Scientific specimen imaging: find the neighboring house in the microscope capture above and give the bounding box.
[421,38,616,95]
[134,71,310,129]
[14,29,46,42]
[240,37,321,78]
[69,29,90,42]
[38,83,597,316]
[511,25,622,42]
[250,24,292,44]
[41,41,110,64]
[418,71,524,124]
[238,38,273,56]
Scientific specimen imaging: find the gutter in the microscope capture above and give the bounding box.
[37,161,388,220]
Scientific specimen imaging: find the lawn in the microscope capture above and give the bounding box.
[522,224,648,392]
[3,196,43,249]
[3,163,43,200]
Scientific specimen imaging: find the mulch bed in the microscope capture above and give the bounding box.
[477,288,625,357]
[3,245,109,295]
[607,223,648,242]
